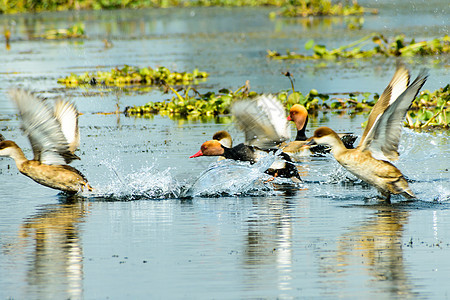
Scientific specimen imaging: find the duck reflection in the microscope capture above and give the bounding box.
[18,196,89,299]
[242,195,299,293]
[320,208,418,297]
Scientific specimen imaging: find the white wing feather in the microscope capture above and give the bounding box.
[359,62,410,145]
[361,70,428,161]
[8,89,78,165]
[54,99,80,153]
[232,95,290,148]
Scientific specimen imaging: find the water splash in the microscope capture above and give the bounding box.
[86,160,181,200]
[181,155,286,198]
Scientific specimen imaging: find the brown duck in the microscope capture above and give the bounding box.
[307,63,427,202]
[0,89,92,193]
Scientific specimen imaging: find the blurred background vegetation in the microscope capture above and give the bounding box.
[1,0,372,15]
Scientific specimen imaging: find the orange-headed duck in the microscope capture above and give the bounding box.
[307,63,427,202]
[190,95,301,181]
[283,104,357,160]
[0,89,92,193]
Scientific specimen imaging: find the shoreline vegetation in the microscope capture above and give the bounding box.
[1,0,376,17]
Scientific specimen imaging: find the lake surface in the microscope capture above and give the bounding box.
[0,1,449,299]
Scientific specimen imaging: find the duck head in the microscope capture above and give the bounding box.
[212,130,232,148]
[307,127,342,148]
[287,104,308,131]
[190,140,225,158]
[0,140,18,157]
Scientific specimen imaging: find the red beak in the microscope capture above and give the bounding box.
[189,150,203,158]
[287,115,292,121]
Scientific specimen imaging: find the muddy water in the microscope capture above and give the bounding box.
[0,1,449,299]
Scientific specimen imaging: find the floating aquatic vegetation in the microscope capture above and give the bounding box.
[273,0,377,18]
[277,89,375,112]
[125,84,254,117]
[125,81,375,118]
[37,23,85,40]
[406,85,450,129]
[268,34,450,60]
[125,81,448,129]
[57,65,209,87]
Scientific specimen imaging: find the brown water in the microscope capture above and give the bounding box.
[0,1,449,299]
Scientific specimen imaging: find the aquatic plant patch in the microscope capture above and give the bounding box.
[268,34,450,60]
[406,85,450,129]
[274,0,377,18]
[125,83,449,129]
[57,66,209,87]
[36,23,85,40]
[124,82,375,118]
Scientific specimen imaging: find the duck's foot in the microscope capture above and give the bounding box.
[264,177,276,183]
[363,195,391,204]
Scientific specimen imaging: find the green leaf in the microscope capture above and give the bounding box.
[305,39,315,50]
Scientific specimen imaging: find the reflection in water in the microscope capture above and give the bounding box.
[319,208,418,298]
[17,197,89,299]
[242,195,298,296]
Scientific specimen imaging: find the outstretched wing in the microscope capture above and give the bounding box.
[8,89,78,165]
[232,94,290,148]
[359,62,410,146]
[54,98,80,153]
[360,69,428,161]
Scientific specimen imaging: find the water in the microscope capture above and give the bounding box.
[1,1,450,299]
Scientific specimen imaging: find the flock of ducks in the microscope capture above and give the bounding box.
[0,62,427,202]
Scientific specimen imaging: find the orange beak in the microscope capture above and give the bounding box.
[287,115,292,121]
[189,150,203,158]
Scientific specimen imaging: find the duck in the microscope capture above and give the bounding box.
[190,95,301,181]
[0,89,93,193]
[307,63,428,202]
[282,104,358,160]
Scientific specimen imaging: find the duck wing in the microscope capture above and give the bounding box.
[54,98,80,153]
[359,62,410,145]
[8,89,79,165]
[232,94,290,148]
[359,69,428,161]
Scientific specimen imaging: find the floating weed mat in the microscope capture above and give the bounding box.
[273,0,377,18]
[35,23,85,40]
[406,85,450,129]
[57,65,209,87]
[268,34,450,60]
[125,82,449,129]
[124,82,375,118]
[125,84,252,117]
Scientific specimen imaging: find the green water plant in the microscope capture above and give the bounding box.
[268,34,450,60]
[125,81,449,129]
[406,85,449,129]
[57,65,209,87]
[37,23,85,40]
[125,83,254,117]
[274,0,377,18]
[124,81,375,118]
